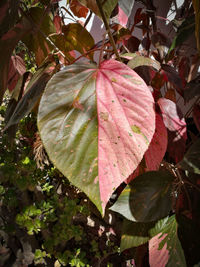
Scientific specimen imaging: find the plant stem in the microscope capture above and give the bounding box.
[96,0,121,61]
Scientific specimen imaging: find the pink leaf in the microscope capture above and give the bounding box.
[97,60,155,210]
[127,113,167,183]
[158,98,187,163]
[149,234,169,267]
[118,7,128,27]
[53,15,62,34]
[8,55,26,92]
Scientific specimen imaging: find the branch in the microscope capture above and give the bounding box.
[96,0,121,61]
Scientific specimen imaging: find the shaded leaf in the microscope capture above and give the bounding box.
[110,171,173,222]
[161,64,183,96]
[38,59,155,214]
[123,36,140,53]
[158,98,187,163]
[124,53,160,71]
[5,62,56,130]
[184,74,200,102]
[53,15,62,33]
[151,32,171,48]
[70,0,89,18]
[120,219,155,251]
[192,0,200,52]
[0,15,32,104]
[22,7,56,66]
[52,23,94,60]
[193,104,200,133]
[178,138,200,174]
[149,215,186,267]
[0,0,19,38]
[169,16,195,54]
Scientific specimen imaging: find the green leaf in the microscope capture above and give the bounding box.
[178,138,200,174]
[79,0,117,20]
[110,171,173,222]
[168,16,195,54]
[5,62,55,130]
[52,23,94,60]
[149,215,186,267]
[120,219,155,251]
[122,53,161,71]
[38,62,101,211]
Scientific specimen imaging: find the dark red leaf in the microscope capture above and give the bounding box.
[8,56,26,92]
[70,0,89,18]
[193,104,200,133]
[161,64,183,96]
[53,15,62,33]
[158,98,187,163]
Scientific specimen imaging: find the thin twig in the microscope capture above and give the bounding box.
[96,0,121,61]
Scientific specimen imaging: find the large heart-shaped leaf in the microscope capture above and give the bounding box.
[110,171,173,222]
[149,215,186,267]
[38,59,155,214]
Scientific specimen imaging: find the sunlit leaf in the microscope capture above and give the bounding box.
[118,0,135,27]
[22,7,56,66]
[38,59,155,214]
[149,216,186,267]
[70,0,89,18]
[79,0,117,20]
[127,113,167,183]
[158,98,187,163]
[52,23,94,60]
[110,171,173,222]
[178,138,200,174]
[123,53,160,71]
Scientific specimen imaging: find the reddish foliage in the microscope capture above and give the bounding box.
[70,0,89,18]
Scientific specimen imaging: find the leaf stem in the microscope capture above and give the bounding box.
[96,0,121,61]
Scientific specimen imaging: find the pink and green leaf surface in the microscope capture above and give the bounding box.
[38,59,155,214]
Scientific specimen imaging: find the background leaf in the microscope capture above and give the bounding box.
[79,0,117,20]
[120,219,154,251]
[38,59,155,214]
[52,23,94,60]
[5,62,56,130]
[22,7,56,66]
[192,0,200,52]
[0,16,32,104]
[118,0,135,27]
[178,138,200,174]
[158,98,187,163]
[110,171,173,222]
